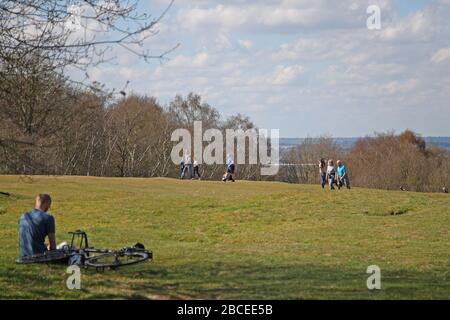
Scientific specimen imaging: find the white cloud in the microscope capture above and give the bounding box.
[167,51,210,68]
[431,47,450,63]
[177,1,393,32]
[73,0,450,136]
[238,39,253,50]
[382,79,419,95]
[273,65,304,85]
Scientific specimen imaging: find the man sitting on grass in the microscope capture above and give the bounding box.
[18,194,57,257]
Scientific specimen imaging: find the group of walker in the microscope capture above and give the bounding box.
[180,152,201,180]
[180,152,349,188]
[319,159,350,190]
[180,152,236,182]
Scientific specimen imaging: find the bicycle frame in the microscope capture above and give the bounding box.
[17,230,152,270]
[69,230,89,249]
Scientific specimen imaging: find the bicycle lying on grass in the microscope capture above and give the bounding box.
[16,230,152,272]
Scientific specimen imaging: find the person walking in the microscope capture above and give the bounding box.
[193,159,201,180]
[223,154,236,182]
[181,151,193,179]
[319,158,327,189]
[336,160,351,189]
[326,160,338,190]
[179,160,185,179]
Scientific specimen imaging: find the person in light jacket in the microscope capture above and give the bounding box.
[181,150,192,179]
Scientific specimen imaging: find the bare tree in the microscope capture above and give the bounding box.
[106,95,167,177]
[0,0,177,174]
[280,136,342,184]
[0,55,75,173]
[0,0,178,74]
[346,131,449,192]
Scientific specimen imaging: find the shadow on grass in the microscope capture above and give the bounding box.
[2,261,449,300]
[145,263,449,300]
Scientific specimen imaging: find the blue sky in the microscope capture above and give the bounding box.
[84,0,450,137]
[394,0,433,15]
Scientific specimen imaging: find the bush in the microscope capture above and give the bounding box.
[343,131,448,192]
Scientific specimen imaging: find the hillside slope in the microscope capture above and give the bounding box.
[0,175,449,299]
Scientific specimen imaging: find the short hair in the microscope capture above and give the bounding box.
[37,194,52,206]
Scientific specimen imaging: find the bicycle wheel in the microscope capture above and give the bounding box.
[84,249,151,271]
[16,250,68,264]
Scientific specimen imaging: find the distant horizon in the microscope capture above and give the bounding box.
[279,136,450,151]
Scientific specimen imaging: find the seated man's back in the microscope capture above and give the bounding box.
[18,194,56,257]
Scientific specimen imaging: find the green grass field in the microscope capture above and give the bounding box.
[0,175,449,299]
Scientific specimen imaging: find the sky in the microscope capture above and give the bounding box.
[82,0,450,138]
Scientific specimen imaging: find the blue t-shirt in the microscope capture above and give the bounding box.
[18,209,55,257]
[337,165,347,177]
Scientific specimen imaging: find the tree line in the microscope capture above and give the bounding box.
[1,1,448,192]
[280,130,450,193]
[0,67,258,179]
[1,61,448,194]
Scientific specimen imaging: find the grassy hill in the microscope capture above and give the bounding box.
[0,175,449,299]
